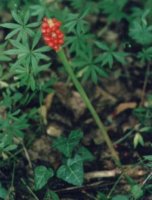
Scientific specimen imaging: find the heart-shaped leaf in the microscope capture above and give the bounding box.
[57,155,84,186]
[53,130,83,157]
[112,195,129,200]
[43,190,60,200]
[34,166,54,191]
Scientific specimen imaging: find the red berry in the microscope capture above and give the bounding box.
[41,17,64,51]
[58,39,64,44]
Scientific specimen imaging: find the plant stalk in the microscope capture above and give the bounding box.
[57,49,120,165]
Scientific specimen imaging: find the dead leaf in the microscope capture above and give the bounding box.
[38,93,55,125]
[54,82,86,120]
[47,123,63,137]
[114,102,137,116]
[39,105,47,124]
[44,93,55,110]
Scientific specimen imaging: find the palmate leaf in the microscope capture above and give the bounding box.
[34,166,54,191]
[73,46,108,83]
[144,155,152,167]
[81,64,108,84]
[99,0,127,22]
[95,41,127,68]
[129,20,152,45]
[30,1,53,21]
[5,37,50,66]
[138,47,152,62]
[0,111,28,150]
[0,11,40,41]
[68,0,99,14]
[64,10,89,34]
[57,155,84,186]
[65,32,94,55]
[53,130,83,157]
[0,43,11,62]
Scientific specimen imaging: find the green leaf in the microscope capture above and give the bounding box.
[112,52,127,64]
[112,195,129,200]
[43,190,60,200]
[97,192,108,200]
[99,0,127,22]
[0,23,20,29]
[0,44,11,62]
[53,130,83,157]
[64,12,89,34]
[65,32,94,55]
[4,144,17,152]
[57,155,84,186]
[131,184,144,199]
[34,166,54,191]
[129,20,152,45]
[138,47,152,62]
[12,11,23,24]
[23,10,30,25]
[95,41,127,67]
[0,183,7,199]
[133,133,144,148]
[95,41,109,51]
[77,146,95,162]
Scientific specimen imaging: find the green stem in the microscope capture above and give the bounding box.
[57,49,120,165]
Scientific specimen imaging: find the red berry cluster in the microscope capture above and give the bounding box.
[41,18,64,51]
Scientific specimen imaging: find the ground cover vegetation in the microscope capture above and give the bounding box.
[0,0,152,199]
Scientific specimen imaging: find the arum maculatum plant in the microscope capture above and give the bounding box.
[41,17,120,166]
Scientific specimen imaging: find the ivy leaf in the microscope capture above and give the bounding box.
[43,190,60,200]
[131,185,144,199]
[0,183,7,199]
[112,195,129,200]
[53,130,83,157]
[97,192,108,200]
[77,146,95,162]
[34,166,54,191]
[57,155,84,186]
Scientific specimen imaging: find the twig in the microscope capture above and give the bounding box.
[22,142,33,169]
[108,174,123,198]
[142,172,152,186]
[85,166,147,181]
[21,178,39,200]
[85,169,121,181]
[5,162,15,200]
[140,62,151,106]
[114,129,134,145]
